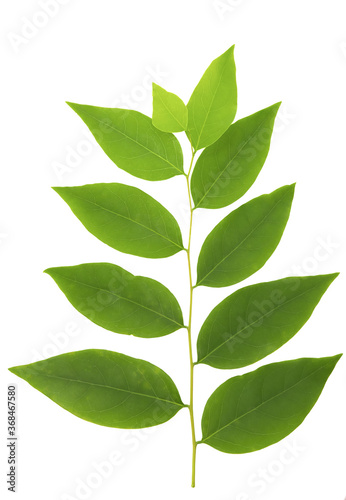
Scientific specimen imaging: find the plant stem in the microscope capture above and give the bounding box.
[185,148,197,487]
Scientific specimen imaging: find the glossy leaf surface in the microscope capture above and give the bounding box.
[9,350,185,428]
[196,184,295,288]
[45,263,185,338]
[187,46,237,150]
[191,103,281,209]
[152,83,188,132]
[53,183,184,259]
[67,103,184,181]
[197,274,338,368]
[201,355,341,453]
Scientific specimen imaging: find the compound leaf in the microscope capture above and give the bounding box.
[196,184,295,288]
[9,350,185,428]
[44,263,185,338]
[197,274,338,369]
[66,103,184,181]
[187,46,237,150]
[53,183,184,259]
[191,103,281,209]
[152,83,188,132]
[201,355,341,453]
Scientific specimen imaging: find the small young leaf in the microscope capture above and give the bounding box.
[187,46,237,151]
[197,274,338,369]
[66,103,184,181]
[201,355,341,453]
[45,263,185,338]
[53,183,184,259]
[9,350,185,428]
[152,83,188,133]
[196,184,295,288]
[191,103,281,209]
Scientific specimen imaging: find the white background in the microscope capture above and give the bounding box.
[1,1,346,499]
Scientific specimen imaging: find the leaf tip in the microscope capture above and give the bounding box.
[324,352,343,370]
[65,101,81,113]
[8,366,20,377]
[327,271,340,282]
[273,101,282,112]
[287,182,296,195]
[43,267,54,277]
[51,186,68,200]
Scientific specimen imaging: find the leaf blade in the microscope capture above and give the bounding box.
[53,183,184,259]
[197,274,338,368]
[187,45,237,150]
[201,355,341,453]
[45,263,185,338]
[66,103,184,181]
[9,350,185,428]
[152,83,188,132]
[191,103,281,209]
[196,184,295,288]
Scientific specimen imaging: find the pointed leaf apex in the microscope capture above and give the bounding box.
[43,267,54,276]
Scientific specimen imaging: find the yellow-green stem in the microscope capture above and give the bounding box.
[185,149,196,487]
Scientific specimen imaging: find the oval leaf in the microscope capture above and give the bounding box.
[53,183,184,259]
[201,355,341,453]
[191,103,281,209]
[197,274,338,369]
[44,263,185,338]
[9,350,185,428]
[187,45,237,150]
[152,83,188,132]
[196,184,295,288]
[66,103,184,181]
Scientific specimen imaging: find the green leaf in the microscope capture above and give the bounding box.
[9,350,185,428]
[196,184,295,288]
[66,103,184,181]
[197,274,338,369]
[152,83,188,132]
[53,183,184,259]
[44,263,185,338]
[191,103,281,209]
[201,355,341,453]
[187,45,237,150]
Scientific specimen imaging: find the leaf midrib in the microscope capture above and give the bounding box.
[198,280,326,363]
[78,108,182,174]
[68,190,183,250]
[197,190,289,286]
[156,92,186,130]
[202,362,328,442]
[195,115,270,208]
[55,273,184,328]
[35,371,184,407]
[191,58,229,150]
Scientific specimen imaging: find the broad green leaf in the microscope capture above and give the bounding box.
[201,355,341,453]
[9,350,185,428]
[66,103,184,181]
[191,103,281,209]
[53,183,184,259]
[44,263,185,338]
[196,184,295,288]
[197,274,338,369]
[152,83,188,133]
[187,46,237,150]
